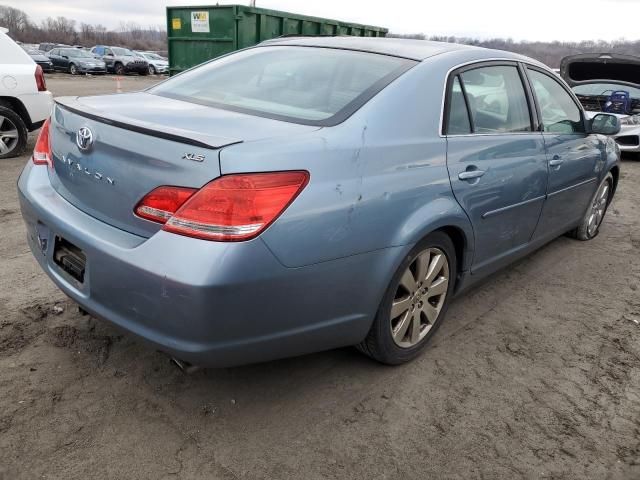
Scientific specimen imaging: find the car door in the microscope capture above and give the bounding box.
[58,50,70,70]
[525,67,604,237]
[103,48,115,69]
[445,62,548,274]
[48,49,60,70]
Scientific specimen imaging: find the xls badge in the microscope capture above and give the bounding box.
[182,153,205,162]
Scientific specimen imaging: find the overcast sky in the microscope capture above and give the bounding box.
[7,0,640,42]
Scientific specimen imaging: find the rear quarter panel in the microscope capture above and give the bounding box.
[219,58,474,268]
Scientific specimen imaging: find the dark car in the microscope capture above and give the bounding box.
[90,45,148,75]
[23,48,54,72]
[47,47,106,75]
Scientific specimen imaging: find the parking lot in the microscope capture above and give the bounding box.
[1,74,639,479]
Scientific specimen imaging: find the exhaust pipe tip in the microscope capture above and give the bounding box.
[170,356,200,374]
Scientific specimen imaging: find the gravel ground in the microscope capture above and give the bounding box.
[0,74,639,480]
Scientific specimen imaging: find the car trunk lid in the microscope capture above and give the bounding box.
[48,93,318,238]
[561,53,640,114]
[560,53,640,87]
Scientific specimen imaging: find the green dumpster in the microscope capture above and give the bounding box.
[166,4,388,75]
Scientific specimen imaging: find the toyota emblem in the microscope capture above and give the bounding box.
[76,127,94,151]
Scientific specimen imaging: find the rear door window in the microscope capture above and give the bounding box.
[527,69,585,134]
[459,66,532,133]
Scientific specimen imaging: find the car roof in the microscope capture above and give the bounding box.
[259,36,525,62]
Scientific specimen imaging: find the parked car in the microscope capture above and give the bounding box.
[561,53,640,155]
[38,42,69,52]
[47,47,106,75]
[90,46,148,75]
[135,51,168,75]
[22,48,54,73]
[18,38,621,368]
[0,28,53,159]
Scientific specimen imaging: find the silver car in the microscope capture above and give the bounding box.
[135,51,169,75]
[562,53,640,154]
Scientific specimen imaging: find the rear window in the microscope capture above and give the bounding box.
[149,46,415,126]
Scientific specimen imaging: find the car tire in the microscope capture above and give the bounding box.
[114,63,125,76]
[569,172,614,241]
[148,65,156,75]
[0,106,28,159]
[69,63,78,75]
[356,231,457,365]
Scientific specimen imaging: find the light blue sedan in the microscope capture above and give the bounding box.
[18,37,621,368]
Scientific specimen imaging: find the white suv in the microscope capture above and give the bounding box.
[0,28,53,158]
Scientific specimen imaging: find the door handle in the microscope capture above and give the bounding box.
[458,170,486,181]
[549,156,564,167]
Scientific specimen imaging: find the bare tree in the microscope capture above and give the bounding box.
[0,5,30,33]
[389,33,640,67]
[0,4,166,51]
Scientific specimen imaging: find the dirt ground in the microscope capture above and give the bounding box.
[0,74,639,480]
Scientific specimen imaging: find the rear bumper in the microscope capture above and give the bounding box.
[18,162,398,367]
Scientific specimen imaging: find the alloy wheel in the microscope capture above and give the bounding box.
[0,116,19,156]
[390,248,450,348]
[587,180,611,237]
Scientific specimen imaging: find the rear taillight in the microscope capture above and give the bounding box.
[35,65,46,92]
[135,171,309,242]
[134,186,196,223]
[32,118,52,166]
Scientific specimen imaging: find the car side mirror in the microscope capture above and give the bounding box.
[62,55,68,59]
[590,113,621,136]
[106,53,113,57]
